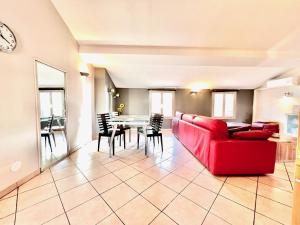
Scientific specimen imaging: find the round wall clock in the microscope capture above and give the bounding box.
[0,22,17,53]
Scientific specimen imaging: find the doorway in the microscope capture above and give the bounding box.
[35,61,68,170]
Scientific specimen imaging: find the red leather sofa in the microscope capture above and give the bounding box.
[251,121,280,133]
[172,112,276,175]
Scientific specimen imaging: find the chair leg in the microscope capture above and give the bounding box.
[157,136,160,144]
[47,135,53,152]
[160,135,163,152]
[51,133,56,147]
[137,133,140,149]
[44,136,47,149]
[113,138,115,155]
[129,128,131,142]
[97,134,101,152]
[119,133,121,146]
[123,133,126,149]
[153,136,155,146]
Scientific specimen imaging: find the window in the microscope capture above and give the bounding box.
[212,92,236,119]
[149,91,174,118]
[39,90,65,118]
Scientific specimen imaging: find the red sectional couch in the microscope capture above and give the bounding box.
[172,112,277,175]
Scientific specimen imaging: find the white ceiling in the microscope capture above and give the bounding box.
[51,0,300,89]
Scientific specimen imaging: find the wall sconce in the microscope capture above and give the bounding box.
[108,88,120,98]
[80,63,89,76]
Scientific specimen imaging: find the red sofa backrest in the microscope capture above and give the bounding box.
[182,114,197,124]
[192,116,228,139]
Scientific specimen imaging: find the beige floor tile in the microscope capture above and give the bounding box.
[75,159,102,172]
[60,183,98,211]
[143,166,170,181]
[254,213,282,225]
[258,176,292,191]
[0,189,17,200]
[0,196,17,218]
[271,168,290,181]
[18,183,58,211]
[142,182,177,210]
[97,213,123,225]
[104,160,127,172]
[19,170,53,193]
[150,213,177,225]
[181,183,217,210]
[0,214,15,225]
[55,173,87,193]
[202,213,231,225]
[159,159,181,172]
[81,165,111,181]
[131,159,156,172]
[160,173,189,193]
[173,166,199,181]
[116,196,160,225]
[126,173,156,193]
[113,166,140,181]
[256,196,292,225]
[51,166,80,181]
[102,183,138,210]
[67,196,112,225]
[226,176,257,193]
[44,214,69,225]
[211,196,254,225]
[220,183,256,209]
[51,159,74,171]
[193,174,224,193]
[91,173,122,194]
[202,169,227,181]
[257,183,293,207]
[183,159,205,172]
[15,196,64,225]
[164,195,207,225]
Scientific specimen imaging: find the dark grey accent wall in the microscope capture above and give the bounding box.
[116,89,149,115]
[115,88,254,127]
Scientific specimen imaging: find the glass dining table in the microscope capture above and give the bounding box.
[108,115,150,157]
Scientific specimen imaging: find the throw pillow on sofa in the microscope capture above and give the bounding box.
[232,130,273,140]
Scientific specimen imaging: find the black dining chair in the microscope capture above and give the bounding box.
[97,113,126,155]
[137,114,164,152]
[41,115,56,152]
[111,111,131,142]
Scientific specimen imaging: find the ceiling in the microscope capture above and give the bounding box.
[51,0,300,89]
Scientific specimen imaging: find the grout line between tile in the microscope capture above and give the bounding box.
[13,187,18,225]
[253,176,259,225]
[49,168,71,225]
[283,162,294,190]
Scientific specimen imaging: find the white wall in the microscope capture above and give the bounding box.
[253,69,300,137]
[0,0,93,193]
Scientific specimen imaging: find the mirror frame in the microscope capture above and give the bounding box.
[34,59,69,171]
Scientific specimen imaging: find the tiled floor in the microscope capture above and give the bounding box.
[0,130,295,225]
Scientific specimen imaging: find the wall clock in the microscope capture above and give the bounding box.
[0,22,17,53]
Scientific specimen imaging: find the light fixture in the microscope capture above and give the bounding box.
[80,63,89,76]
[108,88,119,98]
[189,83,209,95]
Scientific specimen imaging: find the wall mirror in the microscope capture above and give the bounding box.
[35,61,68,170]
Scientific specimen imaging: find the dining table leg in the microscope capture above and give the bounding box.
[109,124,118,158]
[143,124,148,156]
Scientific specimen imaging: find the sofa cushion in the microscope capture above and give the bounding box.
[232,130,273,140]
[182,114,197,124]
[193,116,228,139]
[228,125,251,136]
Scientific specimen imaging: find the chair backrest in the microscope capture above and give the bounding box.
[151,114,163,132]
[97,113,112,134]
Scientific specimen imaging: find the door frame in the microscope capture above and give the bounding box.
[33,59,69,171]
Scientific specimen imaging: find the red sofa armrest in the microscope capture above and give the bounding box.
[209,140,277,175]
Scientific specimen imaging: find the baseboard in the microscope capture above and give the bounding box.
[0,169,40,199]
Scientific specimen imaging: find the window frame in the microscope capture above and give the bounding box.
[212,91,237,119]
[149,90,175,119]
